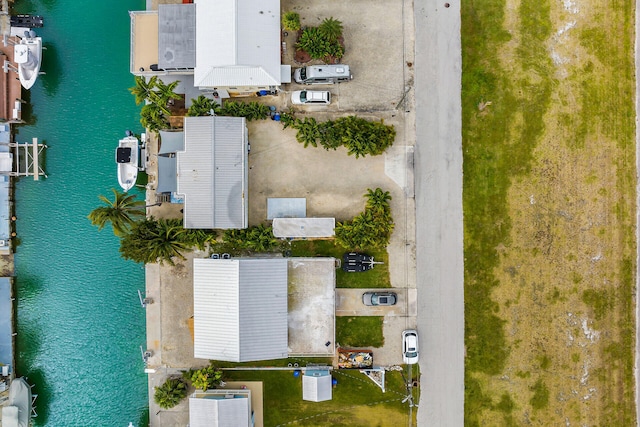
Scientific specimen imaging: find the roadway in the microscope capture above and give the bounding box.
[414,0,464,426]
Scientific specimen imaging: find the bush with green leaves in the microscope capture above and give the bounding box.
[216,101,270,121]
[335,188,394,249]
[222,224,279,252]
[183,365,224,392]
[282,11,300,32]
[284,114,395,157]
[296,26,344,61]
[187,95,215,117]
[154,378,187,409]
[318,17,343,42]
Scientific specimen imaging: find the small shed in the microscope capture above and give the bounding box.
[272,218,335,239]
[302,369,333,402]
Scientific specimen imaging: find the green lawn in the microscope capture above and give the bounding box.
[336,316,384,348]
[290,240,390,288]
[223,367,410,426]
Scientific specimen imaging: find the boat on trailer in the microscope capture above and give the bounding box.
[14,30,42,90]
[116,131,140,192]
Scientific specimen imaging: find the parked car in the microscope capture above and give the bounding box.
[291,90,331,105]
[342,252,374,272]
[362,292,397,306]
[402,329,419,364]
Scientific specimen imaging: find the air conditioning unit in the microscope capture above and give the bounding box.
[0,240,7,246]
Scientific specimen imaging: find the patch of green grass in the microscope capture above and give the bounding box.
[529,379,549,410]
[538,354,551,370]
[581,288,613,321]
[223,368,408,426]
[290,240,390,288]
[336,316,384,348]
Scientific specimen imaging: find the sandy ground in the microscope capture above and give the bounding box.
[468,1,636,425]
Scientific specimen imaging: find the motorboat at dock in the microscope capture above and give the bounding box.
[116,131,140,192]
[14,30,42,90]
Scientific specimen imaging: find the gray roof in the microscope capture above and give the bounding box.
[193,258,288,362]
[177,116,248,229]
[267,198,306,220]
[272,217,336,238]
[158,4,196,69]
[158,130,184,154]
[0,278,12,367]
[156,155,177,194]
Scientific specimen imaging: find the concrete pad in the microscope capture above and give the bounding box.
[335,288,410,317]
[287,258,336,356]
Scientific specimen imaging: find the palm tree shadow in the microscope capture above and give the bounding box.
[40,42,61,97]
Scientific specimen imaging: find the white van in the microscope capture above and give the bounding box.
[293,64,353,85]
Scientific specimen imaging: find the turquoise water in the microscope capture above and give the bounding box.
[12,0,148,425]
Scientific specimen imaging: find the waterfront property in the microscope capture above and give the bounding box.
[129,0,290,98]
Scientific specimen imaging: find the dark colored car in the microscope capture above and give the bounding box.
[362,292,397,306]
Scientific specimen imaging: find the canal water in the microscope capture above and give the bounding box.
[12,0,148,425]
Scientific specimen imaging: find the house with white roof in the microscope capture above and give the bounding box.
[189,389,254,427]
[129,0,290,97]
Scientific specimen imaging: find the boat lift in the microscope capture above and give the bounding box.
[9,137,47,180]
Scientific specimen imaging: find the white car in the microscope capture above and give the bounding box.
[291,90,331,105]
[402,329,419,364]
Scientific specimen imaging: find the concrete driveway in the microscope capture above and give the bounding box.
[336,288,417,317]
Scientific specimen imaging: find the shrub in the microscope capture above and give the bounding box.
[187,95,215,117]
[335,188,394,249]
[222,224,279,252]
[216,101,270,121]
[154,378,187,409]
[297,27,344,61]
[318,17,343,42]
[282,11,301,32]
[285,116,395,157]
[183,365,224,392]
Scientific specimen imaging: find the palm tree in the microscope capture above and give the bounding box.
[140,103,170,131]
[154,378,187,409]
[129,75,158,105]
[88,189,145,236]
[119,218,191,265]
[319,17,343,43]
[187,95,215,117]
[153,79,182,109]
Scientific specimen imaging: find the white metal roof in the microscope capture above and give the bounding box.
[272,217,336,238]
[194,0,281,88]
[189,394,251,427]
[193,258,288,362]
[177,116,248,229]
[302,371,332,402]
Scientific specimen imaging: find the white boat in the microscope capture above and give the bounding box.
[1,377,35,427]
[116,133,139,192]
[14,30,42,90]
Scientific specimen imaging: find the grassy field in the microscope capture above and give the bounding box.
[336,316,385,348]
[224,367,411,426]
[462,0,636,425]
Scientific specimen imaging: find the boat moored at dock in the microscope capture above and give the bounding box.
[116,132,140,192]
[14,31,42,90]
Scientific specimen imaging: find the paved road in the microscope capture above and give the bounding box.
[414,0,464,426]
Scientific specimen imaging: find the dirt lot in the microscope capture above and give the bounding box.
[464,0,636,425]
